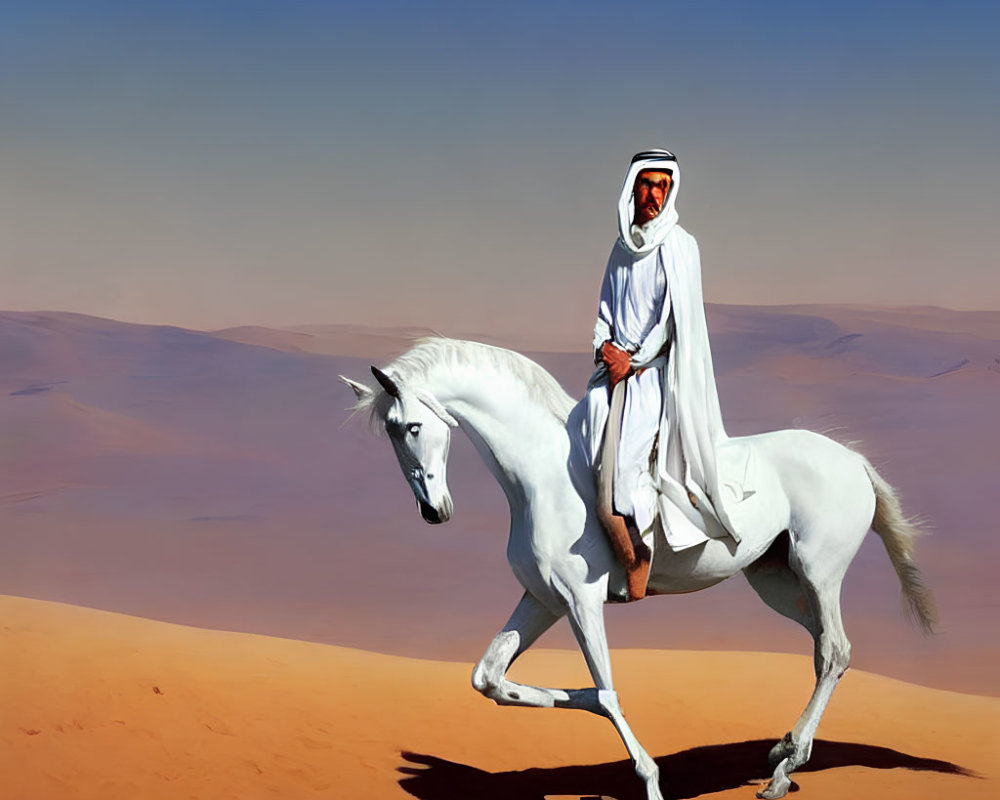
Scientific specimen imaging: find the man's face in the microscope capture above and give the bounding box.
[632,170,672,226]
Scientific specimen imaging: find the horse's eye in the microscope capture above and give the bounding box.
[408,423,421,437]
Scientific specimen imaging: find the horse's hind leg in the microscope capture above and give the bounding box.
[759,579,851,799]
[743,532,817,769]
[747,536,854,800]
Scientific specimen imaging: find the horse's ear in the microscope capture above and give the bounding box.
[339,375,373,402]
[371,366,401,397]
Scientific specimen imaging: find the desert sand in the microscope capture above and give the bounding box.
[1,595,996,800]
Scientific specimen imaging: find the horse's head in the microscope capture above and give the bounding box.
[341,366,456,524]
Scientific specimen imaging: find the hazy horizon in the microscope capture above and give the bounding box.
[4,300,1000,338]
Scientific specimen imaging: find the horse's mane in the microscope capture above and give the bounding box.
[359,337,576,429]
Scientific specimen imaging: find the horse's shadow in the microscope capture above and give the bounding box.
[398,738,975,800]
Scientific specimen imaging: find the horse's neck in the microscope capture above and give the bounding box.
[424,364,566,508]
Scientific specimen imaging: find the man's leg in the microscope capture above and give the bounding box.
[589,379,648,600]
[615,368,662,535]
[588,373,653,601]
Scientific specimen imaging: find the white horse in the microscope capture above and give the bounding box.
[340,337,936,800]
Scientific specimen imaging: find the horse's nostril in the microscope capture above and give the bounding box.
[427,473,435,479]
[418,499,442,524]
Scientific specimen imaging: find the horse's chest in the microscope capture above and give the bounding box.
[506,524,563,594]
[506,532,546,586]
[504,491,595,608]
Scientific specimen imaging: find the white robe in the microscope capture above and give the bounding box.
[585,151,754,547]
[586,240,674,535]
[585,234,682,537]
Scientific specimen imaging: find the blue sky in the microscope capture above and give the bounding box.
[1,1,997,335]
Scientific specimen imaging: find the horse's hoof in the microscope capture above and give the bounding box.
[768,732,795,768]
[757,757,793,799]
[756,775,791,799]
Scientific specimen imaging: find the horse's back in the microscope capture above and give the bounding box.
[745,428,870,489]
[743,428,876,543]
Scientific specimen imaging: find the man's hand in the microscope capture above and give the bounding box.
[600,341,632,387]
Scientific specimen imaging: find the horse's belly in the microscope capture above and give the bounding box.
[647,535,776,594]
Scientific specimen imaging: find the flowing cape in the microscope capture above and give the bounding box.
[636,229,757,548]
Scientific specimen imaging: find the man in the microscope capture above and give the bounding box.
[586,149,750,601]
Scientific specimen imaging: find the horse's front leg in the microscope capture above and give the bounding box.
[472,591,569,708]
[471,591,623,710]
[565,584,664,800]
[472,587,663,800]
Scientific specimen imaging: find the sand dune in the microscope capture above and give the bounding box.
[1,595,996,800]
[208,325,319,353]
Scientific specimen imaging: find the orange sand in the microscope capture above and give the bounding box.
[1,595,996,800]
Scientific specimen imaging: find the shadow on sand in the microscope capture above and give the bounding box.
[398,738,975,800]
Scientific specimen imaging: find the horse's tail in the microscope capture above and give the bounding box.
[863,460,939,635]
